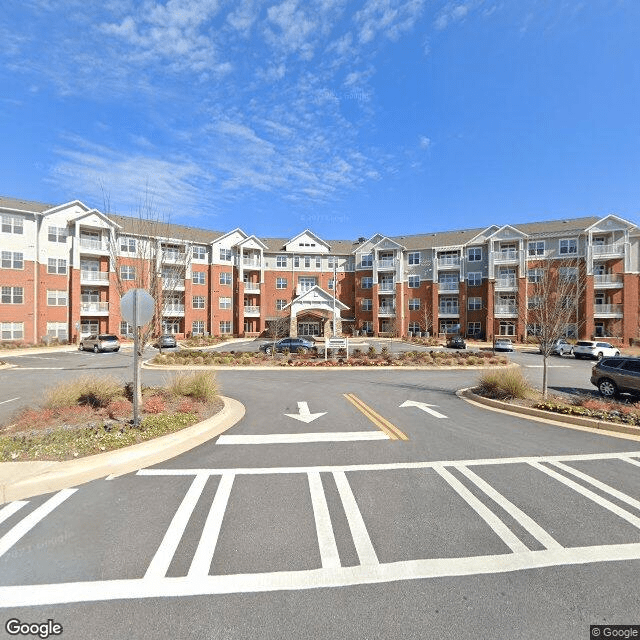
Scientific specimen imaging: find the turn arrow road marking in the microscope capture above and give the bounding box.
[285,401,327,423]
[399,400,448,419]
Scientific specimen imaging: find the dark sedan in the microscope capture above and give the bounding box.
[259,337,318,355]
[446,335,466,349]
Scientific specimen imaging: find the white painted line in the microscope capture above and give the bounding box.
[217,432,389,445]
[0,501,28,526]
[0,489,76,560]
[285,401,327,423]
[0,397,19,405]
[144,474,209,580]
[530,462,640,531]
[455,466,562,550]
[433,465,528,553]
[2,542,640,607]
[550,461,640,512]
[623,457,640,469]
[333,471,379,566]
[188,473,234,577]
[137,450,640,477]
[308,472,341,569]
[400,400,447,419]
[15,367,64,371]
[523,365,571,369]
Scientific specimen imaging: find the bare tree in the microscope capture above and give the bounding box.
[526,257,586,398]
[264,312,290,357]
[421,303,433,338]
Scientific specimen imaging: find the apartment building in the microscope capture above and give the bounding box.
[1,195,638,345]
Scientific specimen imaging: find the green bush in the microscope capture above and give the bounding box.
[477,368,531,400]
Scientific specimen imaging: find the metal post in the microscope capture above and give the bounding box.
[332,258,337,338]
[133,289,140,427]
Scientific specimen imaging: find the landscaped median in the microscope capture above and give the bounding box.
[460,368,640,437]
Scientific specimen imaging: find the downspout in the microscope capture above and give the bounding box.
[34,213,41,344]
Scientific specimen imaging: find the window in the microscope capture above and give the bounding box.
[408,322,420,333]
[1,322,24,340]
[468,297,482,310]
[499,321,516,336]
[294,256,300,268]
[528,296,542,309]
[120,237,136,253]
[328,278,335,290]
[467,272,482,286]
[468,247,482,262]
[187,320,204,336]
[408,252,421,265]
[562,296,575,309]
[2,215,23,234]
[408,275,420,288]
[219,272,231,285]
[1,252,23,269]
[526,323,541,337]
[361,277,373,289]
[361,254,373,268]
[276,299,287,310]
[48,226,67,243]
[193,271,206,285]
[559,267,578,282]
[315,256,321,268]
[47,290,67,306]
[193,246,207,260]
[527,268,544,283]
[119,321,134,337]
[328,256,336,268]
[408,298,420,310]
[528,241,545,256]
[48,258,67,275]
[276,277,288,289]
[467,322,481,336]
[219,297,231,309]
[303,256,311,268]
[220,321,232,334]
[362,321,373,333]
[47,322,68,340]
[1,286,23,304]
[276,255,287,268]
[361,299,372,311]
[219,248,232,261]
[193,296,205,309]
[560,239,577,254]
[120,265,136,280]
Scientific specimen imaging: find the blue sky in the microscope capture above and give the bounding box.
[1,1,639,239]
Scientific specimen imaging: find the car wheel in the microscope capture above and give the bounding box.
[574,354,581,359]
[115,348,120,352]
[596,352,604,361]
[265,347,272,355]
[615,350,620,356]
[93,345,99,353]
[79,343,84,351]
[300,347,308,353]
[598,378,618,398]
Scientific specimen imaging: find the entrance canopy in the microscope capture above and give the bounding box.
[285,286,349,337]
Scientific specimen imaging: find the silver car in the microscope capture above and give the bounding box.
[79,334,121,353]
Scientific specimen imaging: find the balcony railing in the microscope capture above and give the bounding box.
[243,282,261,293]
[495,278,517,290]
[438,281,459,292]
[438,307,460,316]
[80,302,109,314]
[378,307,396,316]
[594,304,623,317]
[494,250,519,262]
[378,282,395,291]
[592,243,624,257]
[162,278,185,290]
[80,270,110,284]
[594,274,623,287]
[162,251,187,262]
[79,238,107,252]
[244,305,260,316]
[163,304,185,315]
[243,257,262,268]
[495,304,518,316]
[377,258,397,269]
[438,257,461,268]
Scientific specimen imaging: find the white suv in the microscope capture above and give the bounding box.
[573,341,620,361]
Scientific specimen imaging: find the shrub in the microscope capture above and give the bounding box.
[107,399,133,419]
[143,395,166,414]
[177,398,202,414]
[13,408,56,431]
[166,371,218,402]
[44,375,123,409]
[367,345,377,356]
[477,369,531,400]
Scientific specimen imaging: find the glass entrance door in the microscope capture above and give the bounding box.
[298,322,320,336]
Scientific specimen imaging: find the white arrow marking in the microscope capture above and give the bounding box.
[285,401,327,423]
[399,400,447,419]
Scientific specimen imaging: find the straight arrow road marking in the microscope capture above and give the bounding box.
[285,401,327,423]
[399,400,448,419]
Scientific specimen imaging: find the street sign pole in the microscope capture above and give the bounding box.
[133,290,140,426]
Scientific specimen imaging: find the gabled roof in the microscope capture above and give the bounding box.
[72,208,121,229]
[284,285,349,310]
[237,234,268,250]
[42,199,93,217]
[584,214,637,232]
[212,227,248,244]
[286,229,331,250]
[485,224,529,241]
[0,195,55,213]
[370,236,406,251]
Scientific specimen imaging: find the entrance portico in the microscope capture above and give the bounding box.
[286,286,349,337]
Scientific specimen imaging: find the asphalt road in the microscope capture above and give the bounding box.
[1,362,640,639]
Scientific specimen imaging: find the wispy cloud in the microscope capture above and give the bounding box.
[355,0,427,44]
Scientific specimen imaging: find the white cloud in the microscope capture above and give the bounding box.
[434,1,476,30]
[354,0,426,44]
[419,135,431,149]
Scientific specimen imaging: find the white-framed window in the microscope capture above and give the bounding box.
[499,321,516,336]
[193,246,207,260]
[1,252,23,269]
[467,247,482,262]
[1,215,23,234]
[563,323,577,338]
[47,226,67,243]
[361,299,372,311]
[528,241,545,256]
[328,256,337,268]
[315,256,321,268]
[120,265,136,280]
[276,255,287,268]
[304,256,311,268]
[1,322,24,340]
[193,296,205,309]
[220,320,232,334]
[193,271,206,285]
[408,298,420,310]
[467,272,482,287]
[328,278,335,290]
[527,268,544,283]
[276,299,287,310]
[219,297,231,309]
[562,296,575,309]
[120,237,136,253]
[528,296,542,309]
[120,321,134,337]
[192,320,205,335]
[361,254,373,268]
[219,272,231,285]
[408,322,420,333]
[559,266,578,282]
[526,323,541,337]
[408,275,420,288]
[361,277,373,289]
[362,321,373,333]
[47,322,68,340]
[219,248,232,261]
[47,290,67,306]
[559,238,577,254]
[276,277,287,289]
[468,297,482,310]
[467,321,482,336]
[294,256,300,268]
[48,258,67,275]
[1,286,23,304]
[408,252,421,265]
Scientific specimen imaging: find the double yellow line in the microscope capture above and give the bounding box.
[343,393,408,441]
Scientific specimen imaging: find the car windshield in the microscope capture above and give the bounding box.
[98,335,117,340]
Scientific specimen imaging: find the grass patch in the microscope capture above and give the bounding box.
[477,368,532,400]
[165,371,218,402]
[44,375,124,409]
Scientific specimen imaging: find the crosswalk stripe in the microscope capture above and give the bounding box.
[308,472,341,569]
[0,501,28,526]
[623,457,640,468]
[217,432,389,445]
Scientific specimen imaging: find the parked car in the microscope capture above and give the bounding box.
[590,357,640,398]
[155,334,177,348]
[79,334,120,353]
[259,337,318,355]
[446,335,466,349]
[573,340,620,360]
[539,338,573,356]
[494,338,514,352]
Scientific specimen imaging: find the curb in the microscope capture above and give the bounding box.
[143,362,519,372]
[0,395,245,504]
[457,388,640,438]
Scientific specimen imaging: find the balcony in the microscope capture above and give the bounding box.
[163,304,185,316]
[79,237,108,254]
[438,257,461,269]
[594,274,624,288]
[244,305,260,316]
[438,281,459,292]
[438,306,460,317]
[80,301,109,315]
[162,278,185,290]
[243,257,262,268]
[494,304,518,317]
[378,282,395,292]
[495,278,518,291]
[592,243,625,258]
[162,251,187,264]
[494,250,519,264]
[378,307,396,316]
[80,270,110,285]
[377,258,397,270]
[243,282,261,293]
[594,304,623,318]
